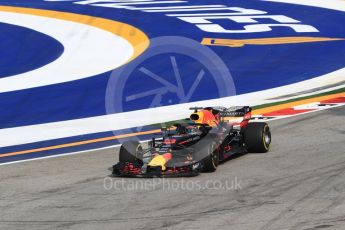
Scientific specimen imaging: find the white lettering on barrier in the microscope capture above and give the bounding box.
[49,0,319,33]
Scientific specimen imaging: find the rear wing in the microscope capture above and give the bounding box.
[189,106,251,117]
[219,106,251,117]
[189,106,252,128]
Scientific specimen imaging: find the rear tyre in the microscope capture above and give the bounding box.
[244,122,271,153]
[119,141,143,163]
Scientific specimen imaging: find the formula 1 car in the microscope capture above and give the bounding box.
[112,106,271,177]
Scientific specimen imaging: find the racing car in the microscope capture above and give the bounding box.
[112,106,271,177]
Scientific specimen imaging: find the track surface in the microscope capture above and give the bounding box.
[0,106,344,230]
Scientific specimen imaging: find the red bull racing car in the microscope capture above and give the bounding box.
[112,106,271,177]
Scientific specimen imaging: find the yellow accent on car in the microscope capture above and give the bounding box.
[148,155,168,170]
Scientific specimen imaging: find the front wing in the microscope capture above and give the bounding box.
[112,161,201,178]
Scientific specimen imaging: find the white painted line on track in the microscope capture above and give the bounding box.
[0,144,120,166]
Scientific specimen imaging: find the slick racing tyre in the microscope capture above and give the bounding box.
[196,135,220,172]
[202,142,219,172]
[119,141,143,163]
[244,122,271,153]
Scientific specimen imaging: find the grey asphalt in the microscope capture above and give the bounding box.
[0,106,344,230]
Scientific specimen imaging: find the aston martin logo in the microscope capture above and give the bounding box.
[201,37,345,47]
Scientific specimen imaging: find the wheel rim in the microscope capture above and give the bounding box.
[210,142,219,168]
[263,126,271,148]
[136,144,143,159]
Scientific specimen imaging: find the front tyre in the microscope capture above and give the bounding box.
[200,141,219,172]
[119,141,143,163]
[244,122,271,153]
